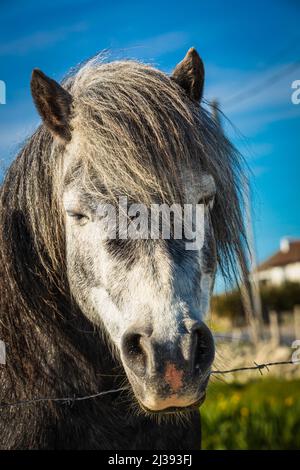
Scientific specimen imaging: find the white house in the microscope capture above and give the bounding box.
[256,238,300,286]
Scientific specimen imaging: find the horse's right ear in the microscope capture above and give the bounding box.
[31,69,73,142]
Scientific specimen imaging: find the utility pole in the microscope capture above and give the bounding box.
[210,99,221,127]
[243,177,264,335]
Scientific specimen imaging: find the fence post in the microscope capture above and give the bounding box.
[269,310,280,347]
[240,283,260,345]
[294,305,300,340]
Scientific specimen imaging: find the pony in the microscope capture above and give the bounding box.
[0,47,247,449]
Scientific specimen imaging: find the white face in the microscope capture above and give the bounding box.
[62,167,216,412]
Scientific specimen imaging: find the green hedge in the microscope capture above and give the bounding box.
[212,281,300,322]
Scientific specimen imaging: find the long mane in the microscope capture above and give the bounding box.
[0,57,248,434]
[61,57,248,279]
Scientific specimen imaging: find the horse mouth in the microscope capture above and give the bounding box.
[138,392,206,415]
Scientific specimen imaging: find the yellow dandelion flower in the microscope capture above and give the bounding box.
[240,407,249,417]
[284,397,294,407]
[218,400,227,411]
[231,393,241,405]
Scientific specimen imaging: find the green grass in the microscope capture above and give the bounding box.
[201,379,300,449]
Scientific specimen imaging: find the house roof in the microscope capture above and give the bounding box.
[257,240,300,272]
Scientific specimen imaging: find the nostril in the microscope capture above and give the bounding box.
[194,331,208,369]
[123,333,143,357]
[121,331,147,375]
[124,333,143,357]
[192,324,215,373]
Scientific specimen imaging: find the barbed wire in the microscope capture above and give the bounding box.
[0,360,299,410]
[0,386,128,410]
[211,359,300,375]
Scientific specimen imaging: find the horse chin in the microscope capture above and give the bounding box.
[137,393,206,415]
[124,368,207,415]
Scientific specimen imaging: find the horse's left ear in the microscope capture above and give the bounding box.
[31,69,73,142]
[171,47,205,102]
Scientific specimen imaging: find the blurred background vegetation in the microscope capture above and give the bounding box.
[201,379,300,450]
[212,282,300,324]
[203,275,300,449]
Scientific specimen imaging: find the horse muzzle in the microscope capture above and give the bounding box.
[120,321,215,412]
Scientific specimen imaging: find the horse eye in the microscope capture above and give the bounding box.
[66,211,89,223]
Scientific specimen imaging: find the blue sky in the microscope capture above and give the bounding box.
[0,0,299,273]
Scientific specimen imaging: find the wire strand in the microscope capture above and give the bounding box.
[0,360,299,410]
[0,387,128,410]
[211,359,300,375]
